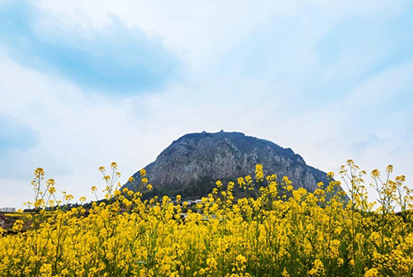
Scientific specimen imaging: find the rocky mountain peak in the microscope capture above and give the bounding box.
[124,131,343,199]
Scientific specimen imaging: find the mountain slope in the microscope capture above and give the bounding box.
[124,131,343,198]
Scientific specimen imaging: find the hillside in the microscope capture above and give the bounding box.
[123,131,343,198]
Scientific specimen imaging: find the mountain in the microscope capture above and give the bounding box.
[123,131,344,199]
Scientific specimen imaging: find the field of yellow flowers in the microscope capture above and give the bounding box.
[0,160,412,277]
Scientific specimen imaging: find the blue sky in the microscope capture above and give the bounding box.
[0,0,412,207]
[0,0,179,93]
[0,115,38,155]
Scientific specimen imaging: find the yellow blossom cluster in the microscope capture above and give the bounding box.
[1,161,413,276]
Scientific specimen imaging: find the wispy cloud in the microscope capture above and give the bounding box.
[0,0,180,94]
[213,1,413,108]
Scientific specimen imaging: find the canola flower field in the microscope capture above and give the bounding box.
[0,161,412,277]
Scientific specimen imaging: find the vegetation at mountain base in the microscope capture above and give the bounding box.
[0,160,412,277]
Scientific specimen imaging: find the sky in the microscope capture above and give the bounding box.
[0,0,412,208]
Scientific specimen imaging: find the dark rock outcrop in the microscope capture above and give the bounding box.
[124,131,344,199]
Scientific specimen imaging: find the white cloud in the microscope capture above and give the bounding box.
[36,0,407,59]
[0,0,412,208]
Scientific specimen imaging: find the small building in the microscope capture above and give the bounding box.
[0,207,16,212]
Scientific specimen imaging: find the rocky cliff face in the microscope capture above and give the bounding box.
[124,131,343,198]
